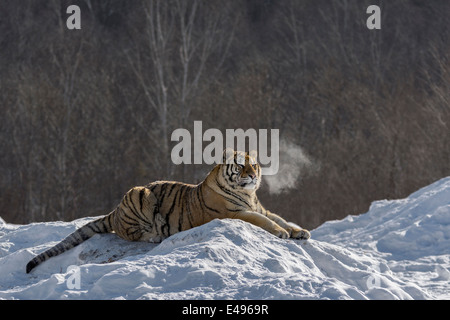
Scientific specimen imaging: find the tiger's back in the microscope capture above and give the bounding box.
[114,180,224,242]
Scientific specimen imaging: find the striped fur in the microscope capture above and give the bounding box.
[26,150,310,273]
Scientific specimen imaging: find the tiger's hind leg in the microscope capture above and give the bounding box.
[112,186,159,242]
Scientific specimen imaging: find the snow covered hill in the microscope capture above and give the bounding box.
[1,177,449,299]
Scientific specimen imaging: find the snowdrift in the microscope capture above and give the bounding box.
[1,177,449,299]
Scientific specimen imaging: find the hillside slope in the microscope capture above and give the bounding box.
[0,177,449,299]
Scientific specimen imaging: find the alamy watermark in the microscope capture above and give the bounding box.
[366,5,381,30]
[66,5,81,30]
[66,265,81,290]
[366,265,381,289]
[64,4,380,31]
[171,121,280,175]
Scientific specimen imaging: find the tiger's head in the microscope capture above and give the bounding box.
[221,148,261,191]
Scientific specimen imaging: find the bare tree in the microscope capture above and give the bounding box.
[124,0,237,178]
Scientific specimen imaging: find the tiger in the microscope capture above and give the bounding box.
[26,149,310,273]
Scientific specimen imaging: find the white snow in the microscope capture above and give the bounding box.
[1,177,449,299]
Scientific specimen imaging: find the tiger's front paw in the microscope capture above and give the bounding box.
[290,227,311,240]
[273,225,290,239]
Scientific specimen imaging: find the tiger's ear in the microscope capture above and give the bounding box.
[249,150,258,164]
[223,148,235,164]
[235,150,246,165]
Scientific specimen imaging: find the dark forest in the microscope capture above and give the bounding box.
[1,0,449,229]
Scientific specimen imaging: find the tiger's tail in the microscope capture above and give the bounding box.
[26,214,114,273]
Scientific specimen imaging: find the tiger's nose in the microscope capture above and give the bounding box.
[249,173,256,179]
